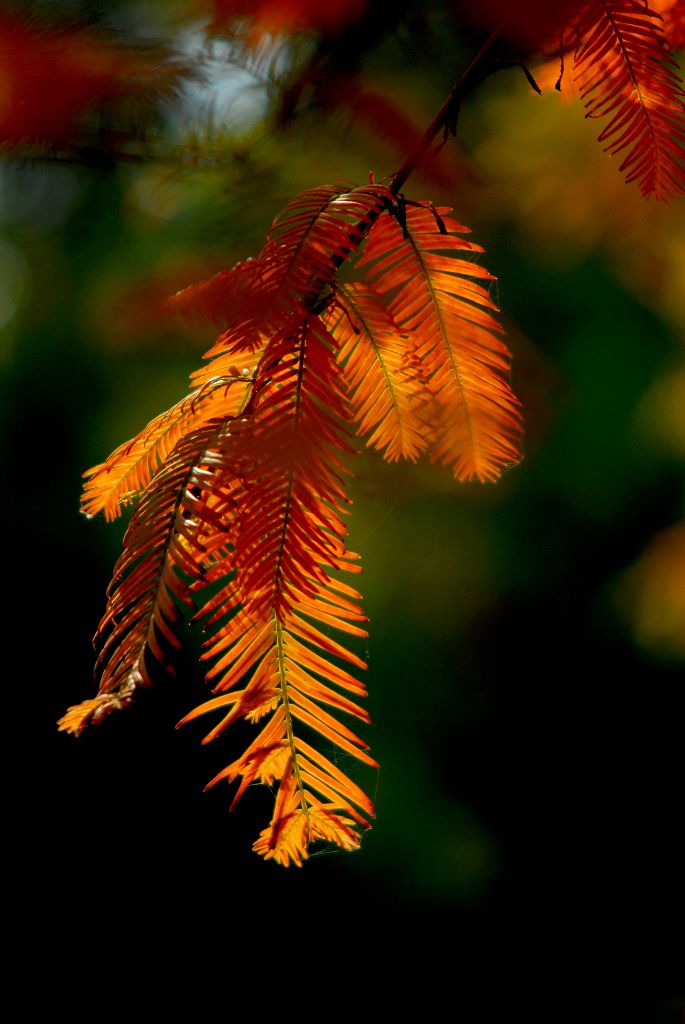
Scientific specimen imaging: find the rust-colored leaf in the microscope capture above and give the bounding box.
[0,11,183,148]
[64,174,527,864]
[573,0,685,200]
[328,282,427,462]
[358,202,522,481]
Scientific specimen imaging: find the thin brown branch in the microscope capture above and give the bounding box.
[390,29,501,194]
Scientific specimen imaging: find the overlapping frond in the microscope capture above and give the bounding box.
[327,282,427,462]
[65,180,524,864]
[162,258,267,330]
[260,183,392,314]
[179,594,375,865]
[81,375,253,521]
[357,202,522,482]
[175,314,376,863]
[60,420,240,735]
[227,316,358,619]
[165,184,393,387]
[573,0,685,200]
[95,420,237,686]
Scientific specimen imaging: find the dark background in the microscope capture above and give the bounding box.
[2,1,683,1017]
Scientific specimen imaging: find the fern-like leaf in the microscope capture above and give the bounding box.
[60,420,240,734]
[357,202,522,482]
[81,375,253,521]
[573,0,685,200]
[179,601,376,865]
[226,316,358,619]
[65,179,525,862]
[166,184,393,387]
[176,313,376,863]
[327,282,427,461]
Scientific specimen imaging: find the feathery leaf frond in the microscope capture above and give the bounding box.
[224,315,357,620]
[174,312,376,863]
[81,375,253,521]
[164,185,393,388]
[357,202,522,481]
[180,596,376,865]
[60,420,242,736]
[328,282,427,462]
[573,0,685,200]
[64,175,525,863]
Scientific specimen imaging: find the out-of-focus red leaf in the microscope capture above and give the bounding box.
[204,0,368,39]
[86,254,229,351]
[572,0,685,202]
[161,257,270,331]
[652,0,685,50]
[0,12,181,146]
[455,0,585,51]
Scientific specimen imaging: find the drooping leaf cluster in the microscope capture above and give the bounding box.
[59,182,521,864]
[52,0,685,866]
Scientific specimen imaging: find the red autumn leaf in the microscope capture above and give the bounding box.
[0,12,181,146]
[454,0,584,51]
[203,0,368,40]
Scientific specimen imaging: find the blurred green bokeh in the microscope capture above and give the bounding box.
[2,1,683,1017]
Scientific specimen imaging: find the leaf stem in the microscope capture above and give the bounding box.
[275,615,310,831]
[390,29,501,195]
